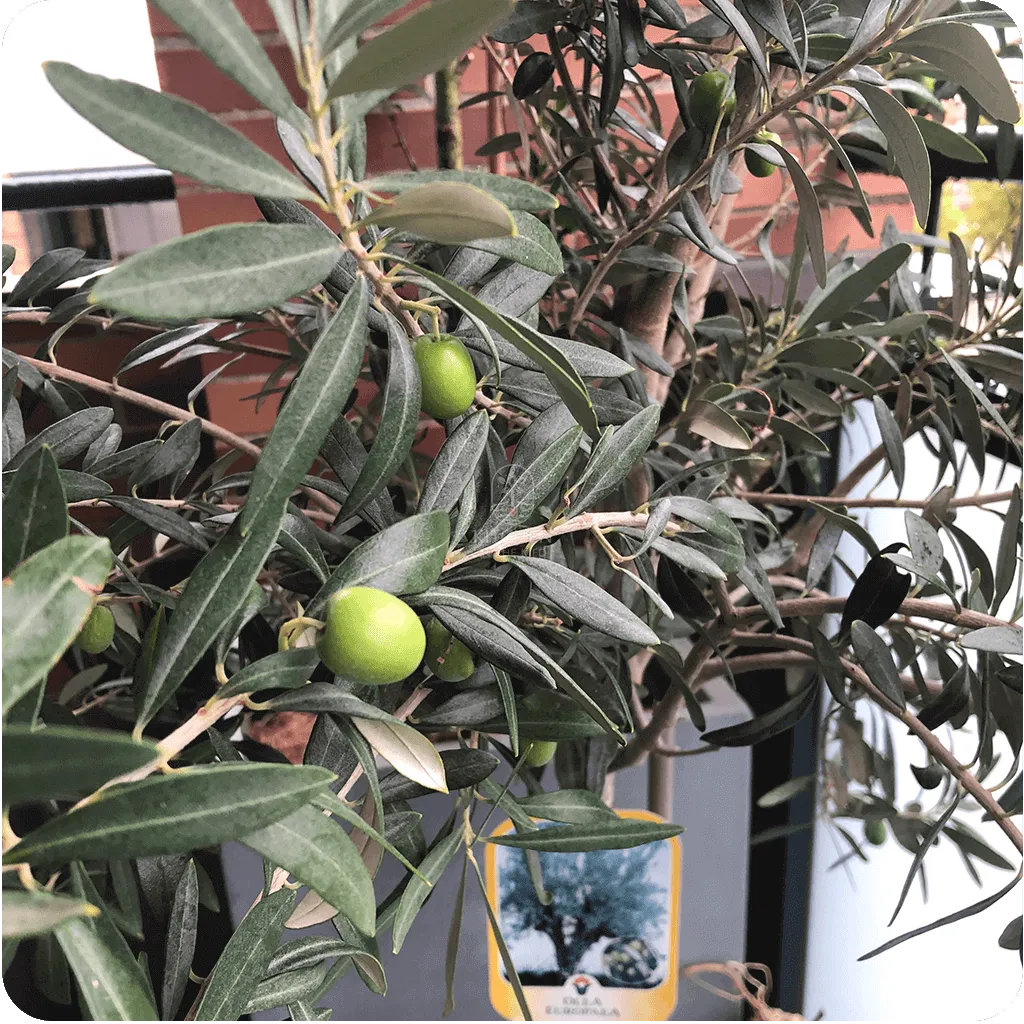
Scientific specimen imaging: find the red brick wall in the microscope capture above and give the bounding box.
[145,0,914,440]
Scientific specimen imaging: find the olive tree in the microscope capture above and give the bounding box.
[2,0,1022,1018]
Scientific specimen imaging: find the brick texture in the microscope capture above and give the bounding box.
[144,0,913,441]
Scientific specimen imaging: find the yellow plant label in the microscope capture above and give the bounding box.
[485,809,682,1021]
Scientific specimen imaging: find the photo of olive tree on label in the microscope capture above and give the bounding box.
[496,839,672,988]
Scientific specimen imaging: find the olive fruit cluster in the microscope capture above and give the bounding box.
[415,333,477,421]
[523,740,557,767]
[319,587,426,684]
[424,618,475,683]
[864,818,887,846]
[76,604,115,654]
[318,587,480,687]
[689,71,735,132]
[745,131,782,178]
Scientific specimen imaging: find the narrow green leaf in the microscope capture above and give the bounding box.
[378,748,500,803]
[259,685,406,722]
[419,586,623,740]
[795,110,874,237]
[2,536,112,714]
[742,0,801,69]
[217,648,320,699]
[1,725,159,806]
[468,426,582,550]
[469,854,532,1020]
[161,859,198,1020]
[420,411,490,513]
[247,965,327,1013]
[244,806,375,935]
[487,817,683,852]
[103,496,208,552]
[396,260,598,438]
[872,395,905,493]
[467,210,563,275]
[507,555,659,646]
[765,139,827,286]
[812,627,854,709]
[310,791,427,880]
[354,718,448,794]
[416,686,505,728]
[799,244,912,329]
[342,313,420,519]
[6,764,334,867]
[326,0,512,100]
[324,0,409,54]
[941,349,1022,461]
[443,857,468,1017]
[960,626,1022,654]
[2,445,68,576]
[475,689,612,741]
[195,888,295,1020]
[492,666,520,757]
[55,907,157,1020]
[851,620,907,710]
[905,511,943,576]
[702,681,818,745]
[756,775,815,809]
[392,827,462,954]
[896,23,1020,123]
[857,84,931,226]
[114,323,220,379]
[129,418,201,492]
[913,115,987,164]
[516,789,618,825]
[698,0,770,87]
[736,552,783,630]
[568,404,660,518]
[858,871,1021,961]
[87,439,164,482]
[684,399,752,449]
[43,62,312,199]
[360,169,556,212]
[90,224,344,319]
[6,407,114,472]
[6,248,84,306]
[150,0,304,129]
[59,471,111,502]
[243,282,367,533]
[318,415,398,530]
[363,182,516,244]
[309,510,451,617]
[2,889,99,939]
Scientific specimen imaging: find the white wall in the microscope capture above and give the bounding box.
[802,403,1022,1021]
[2,0,158,175]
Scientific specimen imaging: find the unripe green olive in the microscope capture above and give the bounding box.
[424,618,476,683]
[864,818,887,846]
[523,740,558,767]
[77,604,115,654]
[689,71,735,133]
[318,586,426,685]
[745,131,782,178]
[414,334,477,421]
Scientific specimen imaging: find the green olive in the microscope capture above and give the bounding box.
[318,586,426,686]
[745,131,782,178]
[414,334,478,421]
[523,740,558,767]
[424,618,476,683]
[689,70,736,133]
[76,604,115,654]
[864,818,887,846]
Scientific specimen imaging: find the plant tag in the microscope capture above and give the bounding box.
[485,809,682,1021]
